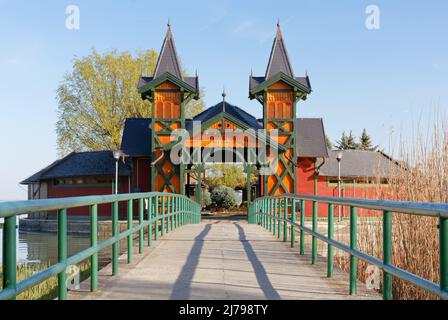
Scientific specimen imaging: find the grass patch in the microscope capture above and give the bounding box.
[1,261,91,300]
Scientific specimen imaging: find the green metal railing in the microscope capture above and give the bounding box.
[0,192,201,300]
[248,194,448,300]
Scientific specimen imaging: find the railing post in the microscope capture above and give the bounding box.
[138,198,144,254]
[154,196,159,240]
[327,204,334,278]
[58,208,67,300]
[382,210,393,300]
[273,199,276,236]
[268,199,272,232]
[112,201,119,275]
[90,204,98,292]
[350,206,357,295]
[169,196,173,231]
[161,196,165,236]
[127,199,133,264]
[312,201,318,264]
[277,199,281,239]
[148,197,153,247]
[165,196,170,234]
[283,198,288,242]
[439,216,447,295]
[263,199,266,228]
[300,200,305,255]
[291,199,296,248]
[173,197,177,229]
[2,216,17,300]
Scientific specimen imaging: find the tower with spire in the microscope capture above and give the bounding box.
[249,20,312,196]
[138,20,199,194]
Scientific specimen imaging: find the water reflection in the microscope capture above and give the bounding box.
[0,227,127,268]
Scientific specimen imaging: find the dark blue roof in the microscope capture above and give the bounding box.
[189,101,262,130]
[121,118,152,157]
[21,151,132,184]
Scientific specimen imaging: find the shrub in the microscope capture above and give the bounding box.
[202,189,212,208]
[211,186,238,209]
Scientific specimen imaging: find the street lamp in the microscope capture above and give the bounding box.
[336,151,343,222]
[113,150,126,195]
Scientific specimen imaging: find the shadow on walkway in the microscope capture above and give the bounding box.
[234,223,281,300]
[170,224,212,299]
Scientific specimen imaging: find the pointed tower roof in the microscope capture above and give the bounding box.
[138,21,199,99]
[265,20,294,79]
[249,20,311,100]
[153,20,183,80]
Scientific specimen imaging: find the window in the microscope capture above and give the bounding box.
[327,177,390,188]
[54,178,115,187]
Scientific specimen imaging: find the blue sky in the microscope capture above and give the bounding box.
[0,0,447,200]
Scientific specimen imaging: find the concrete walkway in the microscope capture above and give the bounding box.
[69,220,380,300]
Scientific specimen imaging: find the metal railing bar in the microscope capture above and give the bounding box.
[268,194,448,218]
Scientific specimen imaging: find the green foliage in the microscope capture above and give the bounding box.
[202,189,212,208]
[335,129,375,150]
[211,185,238,209]
[205,164,246,189]
[0,261,90,300]
[359,128,373,150]
[325,134,334,150]
[56,49,157,156]
[336,131,358,150]
[185,86,206,118]
[56,49,205,156]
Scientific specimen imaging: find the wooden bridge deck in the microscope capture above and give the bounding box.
[69,219,380,300]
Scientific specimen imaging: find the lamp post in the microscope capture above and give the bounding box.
[113,150,126,195]
[336,151,343,222]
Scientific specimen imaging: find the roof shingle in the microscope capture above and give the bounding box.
[21,151,131,184]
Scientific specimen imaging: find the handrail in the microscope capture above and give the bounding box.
[0,192,201,300]
[248,194,448,300]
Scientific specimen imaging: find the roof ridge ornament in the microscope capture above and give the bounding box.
[276,17,281,39]
[222,87,226,112]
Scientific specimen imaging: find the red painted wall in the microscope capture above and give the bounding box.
[296,158,392,217]
[46,176,130,217]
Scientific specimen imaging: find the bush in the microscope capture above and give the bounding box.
[211,186,238,209]
[202,189,212,208]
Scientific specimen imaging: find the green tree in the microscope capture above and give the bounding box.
[359,128,373,150]
[56,49,205,156]
[205,164,246,189]
[325,134,334,150]
[336,131,358,150]
[56,49,156,155]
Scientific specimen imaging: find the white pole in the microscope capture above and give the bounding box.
[338,160,341,222]
[115,160,119,195]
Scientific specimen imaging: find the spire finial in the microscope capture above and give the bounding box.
[250,67,253,77]
[276,18,282,38]
[222,87,226,102]
[167,17,171,29]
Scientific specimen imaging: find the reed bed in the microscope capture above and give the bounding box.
[332,116,447,299]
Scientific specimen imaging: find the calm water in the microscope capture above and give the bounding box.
[0,217,121,267]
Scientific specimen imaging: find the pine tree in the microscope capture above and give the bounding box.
[336,131,349,150]
[346,131,358,150]
[325,135,334,150]
[359,128,373,150]
[336,131,358,150]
